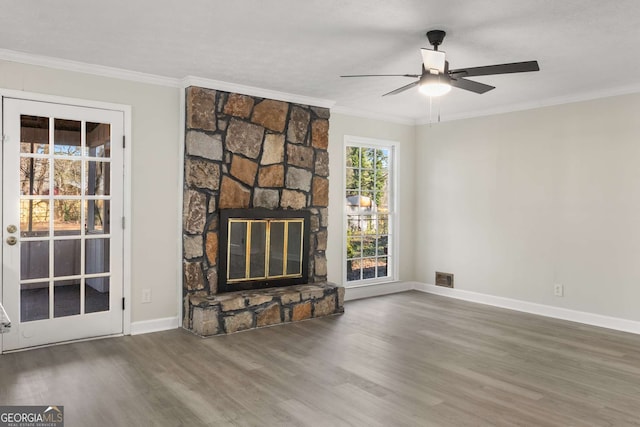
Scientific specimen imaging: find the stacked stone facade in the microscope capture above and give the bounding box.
[189,282,344,336]
[183,86,339,334]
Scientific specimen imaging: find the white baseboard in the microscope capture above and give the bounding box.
[130,316,180,335]
[130,283,640,337]
[345,281,415,301]
[414,282,640,336]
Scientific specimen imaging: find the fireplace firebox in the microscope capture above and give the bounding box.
[218,209,310,292]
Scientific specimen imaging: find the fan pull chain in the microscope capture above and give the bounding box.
[428,96,442,126]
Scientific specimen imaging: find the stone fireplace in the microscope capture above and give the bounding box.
[182,86,344,335]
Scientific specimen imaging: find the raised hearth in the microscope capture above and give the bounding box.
[188,282,344,336]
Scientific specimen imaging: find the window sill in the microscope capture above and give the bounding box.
[344,278,399,289]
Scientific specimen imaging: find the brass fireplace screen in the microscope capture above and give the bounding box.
[219,209,310,292]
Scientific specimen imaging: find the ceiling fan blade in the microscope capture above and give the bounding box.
[450,77,495,94]
[420,49,446,73]
[449,60,539,77]
[382,81,419,96]
[341,74,420,78]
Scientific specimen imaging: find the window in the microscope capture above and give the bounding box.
[344,136,396,285]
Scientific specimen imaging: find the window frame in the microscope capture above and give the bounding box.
[343,135,399,287]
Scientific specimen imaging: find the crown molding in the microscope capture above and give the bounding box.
[0,48,182,88]
[182,76,335,109]
[4,48,640,126]
[416,83,640,125]
[331,105,416,126]
[0,49,336,109]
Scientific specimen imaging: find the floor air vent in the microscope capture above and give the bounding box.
[435,272,454,288]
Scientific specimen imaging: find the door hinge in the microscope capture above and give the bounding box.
[122,135,125,148]
[122,217,125,229]
[122,298,125,310]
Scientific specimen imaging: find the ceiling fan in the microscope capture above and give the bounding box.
[341,30,539,97]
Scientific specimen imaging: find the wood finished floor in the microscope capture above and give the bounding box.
[2,291,640,426]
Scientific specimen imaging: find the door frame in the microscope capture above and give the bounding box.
[0,89,132,349]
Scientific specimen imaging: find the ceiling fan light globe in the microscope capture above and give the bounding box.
[419,82,451,97]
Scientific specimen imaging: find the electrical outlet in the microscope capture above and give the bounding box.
[554,284,564,297]
[142,289,152,304]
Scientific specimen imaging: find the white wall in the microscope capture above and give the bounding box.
[0,60,416,327]
[0,60,181,324]
[327,113,416,285]
[415,94,640,322]
[5,58,639,329]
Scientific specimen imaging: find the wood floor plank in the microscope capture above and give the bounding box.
[2,291,640,426]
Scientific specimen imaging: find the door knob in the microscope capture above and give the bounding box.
[6,225,17,234]
[6,236,17,246]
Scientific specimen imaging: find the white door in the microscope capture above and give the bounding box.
[2,98,124,351]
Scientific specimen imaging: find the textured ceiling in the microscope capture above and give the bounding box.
[1,0,640,122]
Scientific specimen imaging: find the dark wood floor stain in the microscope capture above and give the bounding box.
[2,291,640,426]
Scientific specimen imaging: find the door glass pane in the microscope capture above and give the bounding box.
[21,241,49,280]
[86,122,111,158]
[249,222,266,278]
[228,221,247,280]
[286,222,302,275]
[54,159,82,196]
[20,199,49,237]
[85,238,110,274]
[20,115,49,154]
[86,277,109,313]
[54,240,81,277]
[20,157,50,195]
[85,161,109,195]
[268,222,285,276]
[86,200,109,234]
[21,282,49,322]
[54,200,82,235]
[54,119,81,156]
[54,280,80,317]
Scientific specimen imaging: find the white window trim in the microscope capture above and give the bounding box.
[343,135,399,287]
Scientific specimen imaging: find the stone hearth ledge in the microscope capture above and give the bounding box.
[187,282,344,336]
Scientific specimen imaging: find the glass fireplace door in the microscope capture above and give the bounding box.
[227,219,304,283]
